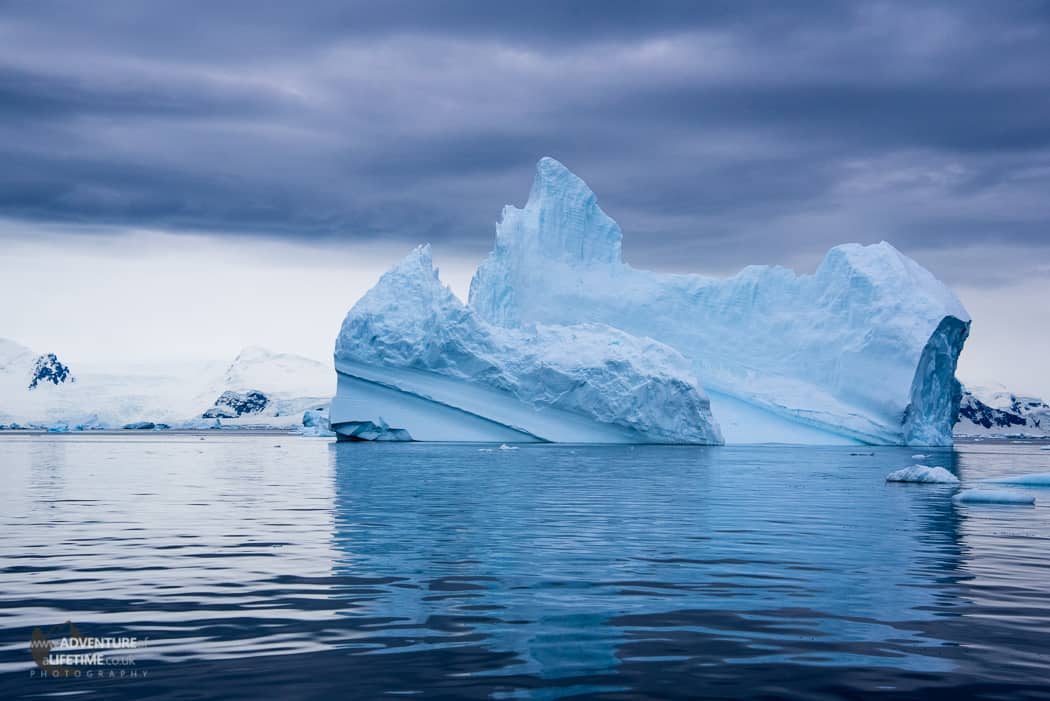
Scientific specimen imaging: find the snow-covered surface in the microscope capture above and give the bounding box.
[331,245,723,444]
[224,346,332,398]
[469,157,970,446]
[955,383,1050,438]
[0,338,35,369]
[953,489,1035,505]
[0,339,332,430]
[981,473,1050,487]
[885,465,960,484]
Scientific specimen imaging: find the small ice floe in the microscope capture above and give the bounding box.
[953,489,1035,505]
[498,444,519,451]
[850,451,875,456]
[478,448,494,453]
[886,465,959,484]
[911,454,928,459]
[981,472,1050,487]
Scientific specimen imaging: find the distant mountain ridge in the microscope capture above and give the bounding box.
[955,384,1049,438]
[1,336,1043,441]
[0,338,332,431]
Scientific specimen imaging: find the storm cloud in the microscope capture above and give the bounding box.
[1,1,1049,281]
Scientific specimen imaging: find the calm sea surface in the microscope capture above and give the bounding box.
[1,435,1049,700]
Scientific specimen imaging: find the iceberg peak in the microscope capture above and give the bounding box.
[818,241,969,323]
[529,157,595,207]
[470,158,623,324]
[389,243,438,282]
[505,156,622,267]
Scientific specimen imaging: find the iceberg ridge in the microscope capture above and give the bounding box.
[331,245,723,444]
[469,157,971,446]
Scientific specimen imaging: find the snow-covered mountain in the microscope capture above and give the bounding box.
[2,339,51,389]
[955,384,1050,438]
[1,339,77,392]
[0,340,333,430]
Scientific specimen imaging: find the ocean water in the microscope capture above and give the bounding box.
[1,435,1049,700]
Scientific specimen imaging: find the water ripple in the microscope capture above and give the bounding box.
[1,436,1049,699]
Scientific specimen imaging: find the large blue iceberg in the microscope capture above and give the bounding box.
[333,158,971,445]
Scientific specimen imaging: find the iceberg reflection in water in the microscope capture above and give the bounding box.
[1,436,1049,699]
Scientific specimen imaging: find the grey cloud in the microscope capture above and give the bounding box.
[0,1,1048,286]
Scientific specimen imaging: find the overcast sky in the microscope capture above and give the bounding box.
[1,2,1047,395]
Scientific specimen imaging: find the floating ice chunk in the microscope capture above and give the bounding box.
[886,465,960,484]
[299,408,335,437]
[338,418,412,442]
[300,425,336,438]
[498,444,519,451]
[981,473,1050,487]
[953,489,1035,505]
[911,454,928,459]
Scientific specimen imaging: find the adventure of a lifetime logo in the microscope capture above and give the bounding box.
[29,621,150,679]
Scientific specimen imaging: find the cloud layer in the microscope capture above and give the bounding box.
[1,1,1048,283]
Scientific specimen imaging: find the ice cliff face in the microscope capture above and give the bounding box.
[331,245,722,444]
[469,157,971,446]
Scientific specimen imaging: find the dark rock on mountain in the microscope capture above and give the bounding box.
[201,390,269,418]
[955,386,1048,436]
[28,353,74,390]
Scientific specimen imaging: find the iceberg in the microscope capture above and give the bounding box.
[981,473,1050,487]
[330,245,723,444]
[953,489,1035,505]
[469,157,971,446]
[885,465,960,484]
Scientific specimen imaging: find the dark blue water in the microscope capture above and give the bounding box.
[2,435,1050,700]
